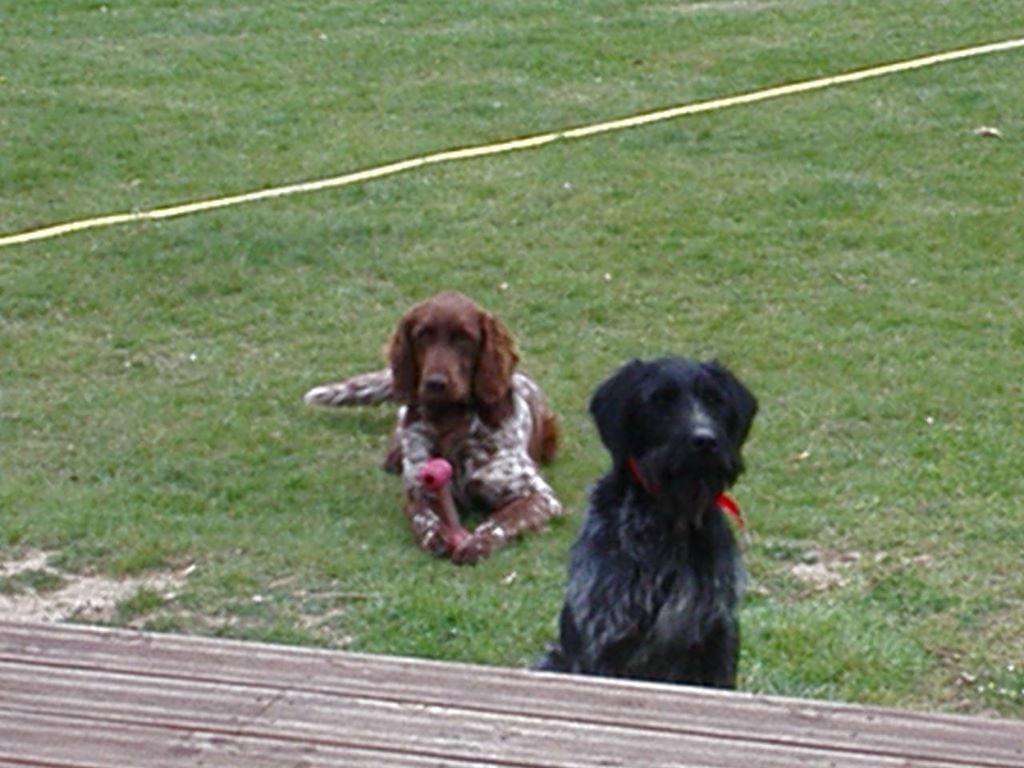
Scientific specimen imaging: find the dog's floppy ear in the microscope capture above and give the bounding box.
[703,360,758,446]
[473,311,519,405]
[589,359,646,464]
[387,308,420,403]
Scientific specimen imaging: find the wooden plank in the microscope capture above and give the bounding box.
[0,709,503,768]
[0,662,911,768]
[1,620,1023,768]
[2,621,1021,768]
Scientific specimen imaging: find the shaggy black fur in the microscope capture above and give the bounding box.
[537,357,757,687]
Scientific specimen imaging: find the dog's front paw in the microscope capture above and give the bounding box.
[410,513,455,558]
[451,522,509,565]
[450,534,493,566]
[418,528,453,558]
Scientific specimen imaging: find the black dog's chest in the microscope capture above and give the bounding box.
[636,532,733,615]
[617,505,741,629]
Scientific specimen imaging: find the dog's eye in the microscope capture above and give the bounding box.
[700,386,724,408]
[650,385,679,405]
[449,329,479,350]
[413,326,436,344]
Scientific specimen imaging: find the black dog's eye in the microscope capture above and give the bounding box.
[650,385,679,405]
[695,377,724,408]
[701,387,723,407]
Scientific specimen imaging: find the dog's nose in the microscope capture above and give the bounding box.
[423,374,448,395]
[691,428,717,452]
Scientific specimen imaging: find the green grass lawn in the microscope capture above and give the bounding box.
[2,0,1023,716]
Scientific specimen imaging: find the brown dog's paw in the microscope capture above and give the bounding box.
[450,534,493,566]
[410,513,454,559]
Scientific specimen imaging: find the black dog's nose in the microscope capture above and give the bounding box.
[691,428,717,451]
[423,374,449,394]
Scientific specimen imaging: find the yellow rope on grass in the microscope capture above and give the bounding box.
[2,36,1022,249]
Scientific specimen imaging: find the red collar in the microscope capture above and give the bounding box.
[714,492,746,532]
[626,457,746,532]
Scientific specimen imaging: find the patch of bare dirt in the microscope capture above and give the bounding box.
[789,550,863,597]
[0,549,189,623]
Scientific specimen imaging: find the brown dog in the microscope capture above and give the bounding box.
[305,292,562,564]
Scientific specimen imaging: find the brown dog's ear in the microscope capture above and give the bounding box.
[473,311,519,405]
[387,311,419,403]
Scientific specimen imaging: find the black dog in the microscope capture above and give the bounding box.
[537,357,757,687]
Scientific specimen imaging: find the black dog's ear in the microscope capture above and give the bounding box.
[589,359,647,463]
[703,360,758,446]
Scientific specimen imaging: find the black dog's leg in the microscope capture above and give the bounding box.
[688,620,739,688]
[534,604,582,672]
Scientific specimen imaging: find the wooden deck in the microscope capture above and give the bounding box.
[1,619,1022,767]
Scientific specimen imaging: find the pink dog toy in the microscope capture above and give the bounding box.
[420,457,453,490]
[418,458,470,551]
